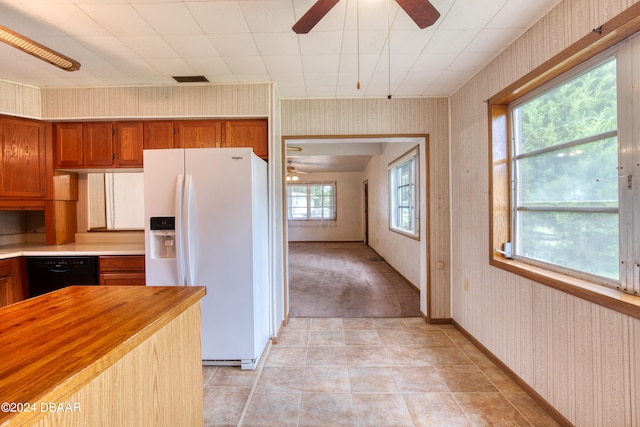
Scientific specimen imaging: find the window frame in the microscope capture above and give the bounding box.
[507,53,619,288]
[488,4,640,319]
[388,146,420,239]
[286,182,337,221]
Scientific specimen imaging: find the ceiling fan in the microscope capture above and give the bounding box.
[292,0,440,34]
[286,160,308,181]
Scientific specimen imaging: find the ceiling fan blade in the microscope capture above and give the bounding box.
[395,0,440,29]
[292,0,341,34]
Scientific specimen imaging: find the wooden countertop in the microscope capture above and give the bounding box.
[0,285,205,425]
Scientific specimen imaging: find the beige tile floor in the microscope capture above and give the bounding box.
[202,317,560,426]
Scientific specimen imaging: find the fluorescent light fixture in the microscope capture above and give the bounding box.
[0,24,80,71]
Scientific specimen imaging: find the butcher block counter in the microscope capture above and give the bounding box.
[0,285,206,427]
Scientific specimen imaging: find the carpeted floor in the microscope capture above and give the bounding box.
[288,242,421,318]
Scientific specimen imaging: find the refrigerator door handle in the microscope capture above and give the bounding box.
[184,174,195,286]
[175,174,186,286]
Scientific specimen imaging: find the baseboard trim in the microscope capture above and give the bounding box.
[272,318,286,345]
[427,317,452,324]
[452,320,573,427]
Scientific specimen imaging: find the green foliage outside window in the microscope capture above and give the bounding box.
[513,58,619,280]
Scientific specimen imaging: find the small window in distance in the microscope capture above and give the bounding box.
[389,146,419,239]
[287,182,336,221]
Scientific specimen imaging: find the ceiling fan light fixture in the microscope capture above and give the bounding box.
[0,25,80,71]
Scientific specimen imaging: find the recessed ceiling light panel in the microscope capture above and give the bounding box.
[0,24,80,71]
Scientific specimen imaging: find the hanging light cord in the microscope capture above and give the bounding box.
[387,0,392,99]
[356,0,361,90]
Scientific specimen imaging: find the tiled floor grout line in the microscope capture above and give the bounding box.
[205,317,559,426]
[236,341,271,426]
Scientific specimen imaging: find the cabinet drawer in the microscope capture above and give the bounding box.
[98,255,145,273]
[99,272,146,286]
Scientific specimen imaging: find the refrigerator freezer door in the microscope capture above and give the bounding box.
[144,149,185,286]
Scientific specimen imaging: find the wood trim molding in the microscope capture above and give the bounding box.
[489,2,640,105]
[487,4,640,320]
[453,319,573,427]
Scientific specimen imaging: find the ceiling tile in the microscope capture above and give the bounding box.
[187,2,250,34]
[488,1,561,29]
[426,29,480,54]
[439,0,508,30]
[118,35,179,59]
[262,55,304,75]
[240,0,297,33]
[208,33,260,56]
[466,28,523,53]
[223,56,269,76]
[298,31,343,56]
[163,35,221,58]
[77,3,156,36]
[301,55,341,74]
[253,33,300,56]
[133,3,202,35]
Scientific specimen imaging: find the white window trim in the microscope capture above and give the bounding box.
[286,182,337,221]
[388,146,420,239]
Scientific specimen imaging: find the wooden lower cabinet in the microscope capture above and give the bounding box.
[98,255,146,286]
[0,257,23,307]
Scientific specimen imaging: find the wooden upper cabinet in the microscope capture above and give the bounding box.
[0,118,47,198]
[143,121,175,150]
[174,120,222,148]
[223,119,268,158]
[54,123,83,167]
[83,122,114,167]
[114,122,143,167]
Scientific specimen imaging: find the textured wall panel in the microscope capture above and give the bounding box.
[0,80,41,118]
[40,83,271,119]
[450,0,640,424]
[282,97,451,319]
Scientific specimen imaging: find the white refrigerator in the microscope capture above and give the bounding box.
[143,147,269,370]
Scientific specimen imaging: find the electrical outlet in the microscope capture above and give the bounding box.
[463,277,469,291]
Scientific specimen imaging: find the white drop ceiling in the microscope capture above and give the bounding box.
[0,0,560,99]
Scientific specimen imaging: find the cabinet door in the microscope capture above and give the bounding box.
[114,122,143,167]
[0,118,47,198]
[224,119,268,158]
[0,277,12,307]
[143,121,175,150]
[174,120,222,148]
[0,258,22,307]
[83,122,114,167]
[54,122,83,167]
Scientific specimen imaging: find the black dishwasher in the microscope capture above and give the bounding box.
[26,257,99,298]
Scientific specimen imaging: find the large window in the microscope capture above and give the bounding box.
[287,182,336,221]
[389,147,419,238]
[491,34,640,298]
[510,57,619,282]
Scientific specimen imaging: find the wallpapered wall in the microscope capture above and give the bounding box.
[450,0,640,424]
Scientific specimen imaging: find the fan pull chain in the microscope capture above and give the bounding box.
[387,0,392,99]
[356,0,361,90]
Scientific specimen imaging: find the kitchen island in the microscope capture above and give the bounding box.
[0,285,205,427]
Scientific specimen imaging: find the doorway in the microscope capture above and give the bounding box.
[363,180,369,246]
[283,135,429,319]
